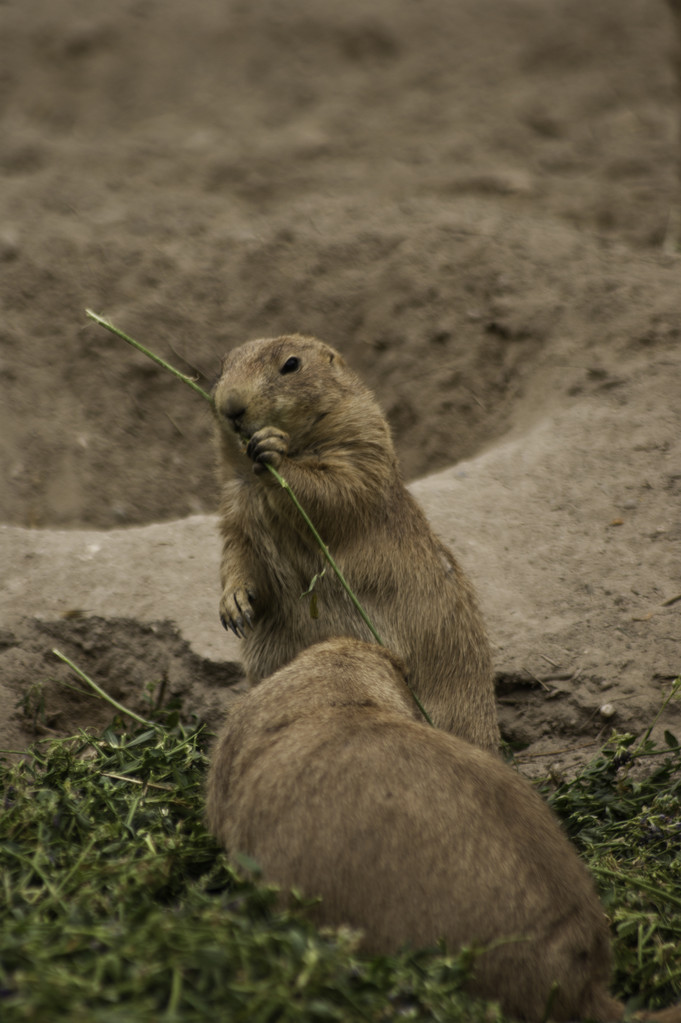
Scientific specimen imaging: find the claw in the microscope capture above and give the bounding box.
[234,593,254,632]
[221,611,242,639]
[221,588,256,639]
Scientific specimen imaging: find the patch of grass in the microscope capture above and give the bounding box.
[544,682,681,1010]
[1,680,679,1021]
[0,720,499,1022]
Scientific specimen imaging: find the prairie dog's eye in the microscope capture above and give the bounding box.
[280,356,301,375]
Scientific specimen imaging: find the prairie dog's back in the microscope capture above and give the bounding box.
[206,638,623,1023]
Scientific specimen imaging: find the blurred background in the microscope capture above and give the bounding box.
[1,0,679,527]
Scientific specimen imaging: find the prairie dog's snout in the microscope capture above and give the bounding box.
[220,393,248,435]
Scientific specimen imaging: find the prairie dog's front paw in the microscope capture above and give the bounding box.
[220,586,256,639]
[246,426,289,474]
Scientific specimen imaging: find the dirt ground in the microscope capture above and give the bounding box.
[1,0,680,764]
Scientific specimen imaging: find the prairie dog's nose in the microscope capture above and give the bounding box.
[222,394,247,430]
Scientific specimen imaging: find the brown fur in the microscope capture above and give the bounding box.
[206,637,672,1023]
[213,333,499,750]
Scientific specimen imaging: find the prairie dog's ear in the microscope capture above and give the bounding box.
[328,349,346,368]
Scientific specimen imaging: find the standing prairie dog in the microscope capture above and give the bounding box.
[206,638,678,1023]
[213,333,499,750]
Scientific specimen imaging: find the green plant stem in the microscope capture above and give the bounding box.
[53,648,156,728]
[632,676,681,754]
[592,864,681,912]
[264,465,434,725]
[85,309,214,405]
[265,467,435,726]
[264,464,383,645]
[85,310,434,726]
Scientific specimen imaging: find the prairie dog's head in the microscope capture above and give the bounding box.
[264,637,424,724]
[213,334,361,448]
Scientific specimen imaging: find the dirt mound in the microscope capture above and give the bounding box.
[0,616,244,755]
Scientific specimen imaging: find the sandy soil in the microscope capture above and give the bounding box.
[1,0,680,767]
